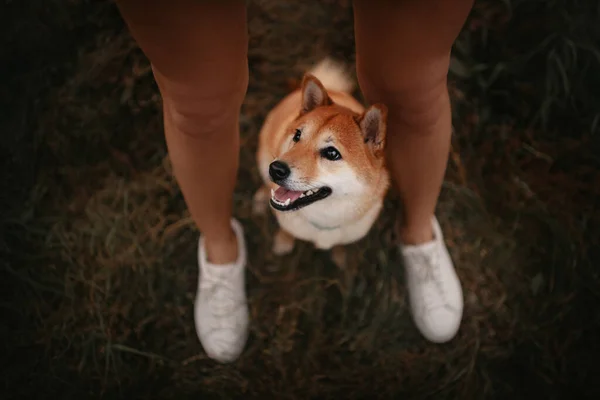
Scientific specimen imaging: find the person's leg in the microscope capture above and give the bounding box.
[353,0,474,342]
[117,0,248,264]
[116,0,249,362]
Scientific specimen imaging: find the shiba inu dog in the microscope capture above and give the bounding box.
[253,58,390,267]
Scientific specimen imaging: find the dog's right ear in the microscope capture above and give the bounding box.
[300,74,331,114]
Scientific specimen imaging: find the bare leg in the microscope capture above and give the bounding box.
[353,0,473,245]
[116,0,248,264]
[354,0,473,343]
[116,0,250,363]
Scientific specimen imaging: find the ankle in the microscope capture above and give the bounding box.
[204,227,238,265]
[397,219,434,245]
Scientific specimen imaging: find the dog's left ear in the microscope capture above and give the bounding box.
[359,103,387,156]
[301,74,331,114]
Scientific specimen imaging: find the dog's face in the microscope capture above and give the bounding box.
[269,74,388,218]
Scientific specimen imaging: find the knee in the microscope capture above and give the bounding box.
[157,61,249,140]
[357,58,451,133]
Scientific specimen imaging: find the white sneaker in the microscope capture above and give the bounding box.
[400,217,463,343]
[195,218,249,363]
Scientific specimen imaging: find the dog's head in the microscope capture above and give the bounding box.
[269,74,389,219]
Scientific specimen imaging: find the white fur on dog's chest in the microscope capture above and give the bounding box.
[273,202,382,250]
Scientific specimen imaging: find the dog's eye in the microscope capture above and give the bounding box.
[320,146,342,161]
[293,129,302,142]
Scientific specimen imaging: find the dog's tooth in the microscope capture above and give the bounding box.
[284,198,291,206]
[271,188,275,198]
[306,190,313,196]
[299,193,305,198]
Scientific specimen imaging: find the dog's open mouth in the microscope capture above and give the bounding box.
[270,186,332,211]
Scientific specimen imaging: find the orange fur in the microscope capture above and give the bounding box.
[255,60,390,252]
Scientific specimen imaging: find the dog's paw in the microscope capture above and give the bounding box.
[331,246,347,269]
[252,186,269,216]
[273,230,295,256]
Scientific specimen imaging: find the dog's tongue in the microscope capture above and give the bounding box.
[274,187,303,203]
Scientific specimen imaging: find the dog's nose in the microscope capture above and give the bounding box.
[269,160,291,181]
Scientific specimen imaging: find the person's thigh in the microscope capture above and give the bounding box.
[116,0,249,137]
[353,0,473,115]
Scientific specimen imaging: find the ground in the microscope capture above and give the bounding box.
[1,0,599,399]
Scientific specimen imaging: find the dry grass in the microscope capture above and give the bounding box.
[1,0,599,399]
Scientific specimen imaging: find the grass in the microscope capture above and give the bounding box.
[1,0,599,398]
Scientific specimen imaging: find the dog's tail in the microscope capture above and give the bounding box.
[307,57,355,94]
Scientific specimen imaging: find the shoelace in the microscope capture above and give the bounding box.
[408,248,449,310]
[201,269,243,317]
